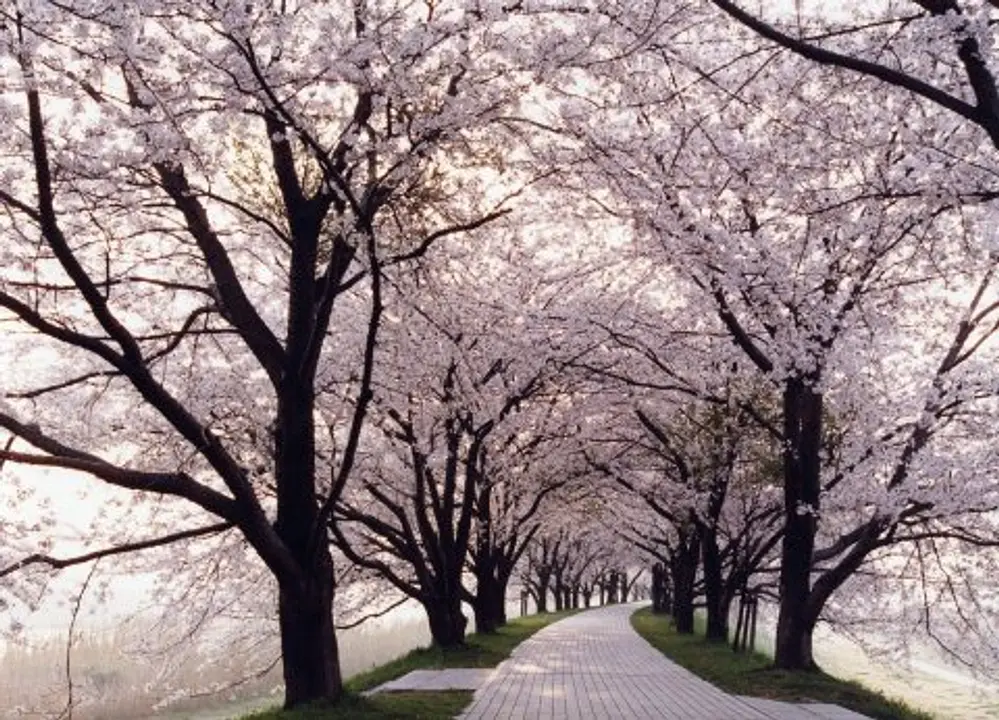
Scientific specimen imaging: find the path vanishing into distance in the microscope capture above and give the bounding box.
[457,603,871,720]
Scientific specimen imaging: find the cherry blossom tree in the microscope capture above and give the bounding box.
[586,377,782,639]
[513,3,999,670]
[0,1,538,706]
[467,399,589,632]
[584,50,999,672]
[673,2,999,670]
[331,237,601,643]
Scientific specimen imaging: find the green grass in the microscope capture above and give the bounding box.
[241,692,471,719]
[244,609,579,719]
[631,608,935,720]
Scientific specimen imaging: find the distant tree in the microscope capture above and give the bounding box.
[330,244,596,643]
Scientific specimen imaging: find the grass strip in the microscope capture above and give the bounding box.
[241,691,471,719]
[630,607,935,720]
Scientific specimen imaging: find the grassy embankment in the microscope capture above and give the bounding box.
[244,609,578,719]
[631,607,935,720]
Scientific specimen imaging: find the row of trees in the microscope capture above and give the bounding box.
[603,0,999,672]
[590,385,784,641]
[3,0,999,712]
[328,246,603,645]
[520,526,644,612]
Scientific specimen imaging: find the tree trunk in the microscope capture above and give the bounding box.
[672,582,695,634]
[701,527,727,641]
[472,486,508,634]
[473,570,507,634]
[535,580,549,613]
[473,593,498,634]
[278,553,342,707]
[493,561,512,627]
[426,600,468,648]
[775,378,822,670]
[606,571,618,604]
[651,563,668,614]
[274,380,343,707]
[671,532,700,635]
[775,614,816,669]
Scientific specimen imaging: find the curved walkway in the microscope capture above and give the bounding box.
[459,603,869,720]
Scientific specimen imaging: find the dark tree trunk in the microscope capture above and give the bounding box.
[278,554,341,707]
[491,557,517,628]
[426,535,469,648]
[274,381,343,707]
[651,563,670,614]
[606,571,618,604]
[553,567,567,611]
[775,378,823,670]
[701,526,727,641]
[471,484,510,634]
[492,554,513,627]
[472,547,496,634]
[535,579,549,613]
[671,531,700,635]
[473,568,507,634]
[776,614,816,669]
[671,583,695,633]
[473,589,499,634]
[426,598,468,648]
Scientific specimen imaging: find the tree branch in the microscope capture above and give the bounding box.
[0,413,241,522]
[706,0,998,145]
[0,522,234,579]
